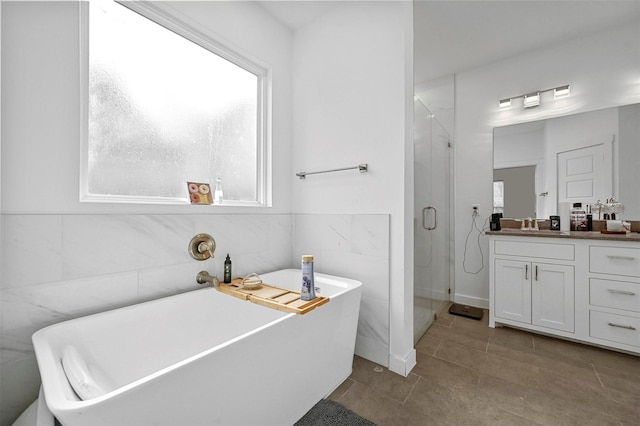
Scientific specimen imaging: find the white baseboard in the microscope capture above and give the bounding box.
[388,349,416,377]
[452,294,489,310]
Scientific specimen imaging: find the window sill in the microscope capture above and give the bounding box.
[80,194,266,208]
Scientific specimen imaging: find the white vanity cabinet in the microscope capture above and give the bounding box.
[490,234,640,354]
[491,238,575,334]
[587,244,640,350]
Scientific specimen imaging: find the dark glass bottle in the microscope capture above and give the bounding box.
[224,254,232,283]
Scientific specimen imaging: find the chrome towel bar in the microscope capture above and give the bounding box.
[296,163,368,179]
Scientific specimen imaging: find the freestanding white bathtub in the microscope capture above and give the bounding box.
[32,269,362,426]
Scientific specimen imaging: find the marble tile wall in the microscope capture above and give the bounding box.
[293,214,390,367]
[0,213,390,425]
[0,213,293,425]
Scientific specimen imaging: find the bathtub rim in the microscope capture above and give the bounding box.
[33,294,293,410]
[33,269,361,413]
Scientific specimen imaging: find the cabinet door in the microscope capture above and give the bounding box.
[531,263,575,332]
[494,259,532,323]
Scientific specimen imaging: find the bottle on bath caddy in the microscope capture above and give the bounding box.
[300,255,316,301]
[224,254,232,283]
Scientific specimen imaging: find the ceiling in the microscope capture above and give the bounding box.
[258,1,339,30]
[258,0,640,82]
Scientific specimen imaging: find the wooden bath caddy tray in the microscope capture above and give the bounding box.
[216,278,329,314]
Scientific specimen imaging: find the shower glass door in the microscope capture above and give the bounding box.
[414,98,452,343]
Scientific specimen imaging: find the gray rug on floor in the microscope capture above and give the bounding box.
[295,399,377,426]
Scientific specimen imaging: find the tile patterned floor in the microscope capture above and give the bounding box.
[329,305,640,425]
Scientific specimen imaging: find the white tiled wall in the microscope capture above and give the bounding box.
[293,214,390,366]
[0,213,390,425]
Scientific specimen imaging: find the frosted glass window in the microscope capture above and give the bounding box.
[84,0,266,204]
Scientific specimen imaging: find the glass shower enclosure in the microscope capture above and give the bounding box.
[413,97,452,343]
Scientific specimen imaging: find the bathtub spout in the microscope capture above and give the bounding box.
[196,271,220,287]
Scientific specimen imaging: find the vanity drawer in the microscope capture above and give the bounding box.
[590,246,640,278]
[494,240,574,261]
[590,278,640,313]
[590,310,640,348]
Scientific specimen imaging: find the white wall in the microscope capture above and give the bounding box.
[0,2,294,424]
[291,1,416,374]
[292,214,390,366]
[454,22,640,308]
[0,3,409,424]
[1,1,293,215]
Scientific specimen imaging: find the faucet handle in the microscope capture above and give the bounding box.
[189,234,216,260]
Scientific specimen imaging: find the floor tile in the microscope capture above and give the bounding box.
[534,334,640,372]
[595,363,640,396]
[489,325,535,351]
[434,338,488,370]
[478,352,544,388]
[403,376,478,424]
[477,373,621,426]
[337,319,639,426]
[488,339,600,386]
[425,322,489,352]
[434,311,456,327]
[349,356,419,403]
[333,381,428,426]
[328,377,355,400]
[414,331,440,356]
[412,352,481,389]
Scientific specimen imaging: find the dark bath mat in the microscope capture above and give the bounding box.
[449,303,484,320]
[295,399,377,426]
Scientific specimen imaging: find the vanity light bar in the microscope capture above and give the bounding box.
[554,85,571,99]
[498,84,570,110]
[523,92,540,108]
[498,98,512,109]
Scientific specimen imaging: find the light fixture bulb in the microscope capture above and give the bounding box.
[498,98,512,109]
[554,85,571,99]
[523,92,540,108]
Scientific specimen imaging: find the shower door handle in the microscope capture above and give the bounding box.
[422,206,437,230]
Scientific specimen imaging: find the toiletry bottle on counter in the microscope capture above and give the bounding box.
[300,255,316,301]
[224,254,232,283]
[214,178,223,205]
[570,203,587,231]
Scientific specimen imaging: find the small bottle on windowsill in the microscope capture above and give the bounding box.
[214,177,223,205]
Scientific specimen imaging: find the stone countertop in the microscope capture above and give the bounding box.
[486,228,640,242]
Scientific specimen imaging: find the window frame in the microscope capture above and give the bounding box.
[79,1,271,207]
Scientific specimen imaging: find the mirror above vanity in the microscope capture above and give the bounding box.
[493,103,640,221]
